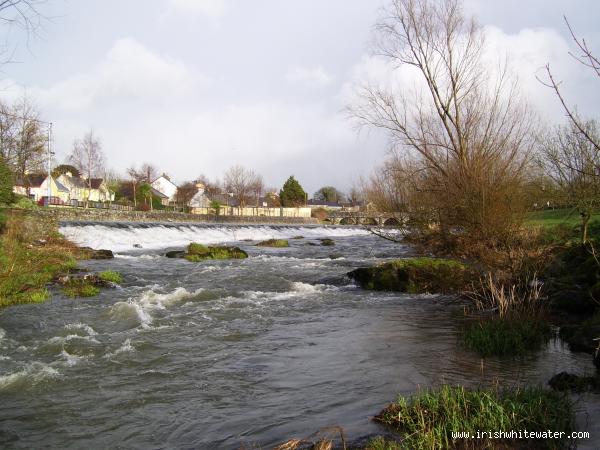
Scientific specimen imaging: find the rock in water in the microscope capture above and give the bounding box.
[347,257,476,294]
[80,247,114,260]
[165,250,186,258]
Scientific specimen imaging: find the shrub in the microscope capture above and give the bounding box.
[0,157,13,205]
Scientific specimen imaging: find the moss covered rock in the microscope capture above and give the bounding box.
[256,239,289,248]
[347,257,476,293]
[184,243,248,261]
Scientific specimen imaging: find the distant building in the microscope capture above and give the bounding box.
[151,174,178,202]
[56,172,114,204]
[13,174,70,203]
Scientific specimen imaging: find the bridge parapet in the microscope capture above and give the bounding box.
[326,211,406,226]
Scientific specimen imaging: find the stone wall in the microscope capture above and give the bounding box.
[35,207,319,225]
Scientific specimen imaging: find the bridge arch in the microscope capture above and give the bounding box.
[339,217,357,225]
[383,217,402,226]
[361,217,378,226]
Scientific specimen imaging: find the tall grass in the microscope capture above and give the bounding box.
[374,385,574,449]
[462,273,551,356]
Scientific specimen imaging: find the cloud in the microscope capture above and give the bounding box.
[285,66,334,88]
[23,38,204,111]
[167,0,227,20]
[342,25,600,126]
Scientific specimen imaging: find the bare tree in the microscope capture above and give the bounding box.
[350,0,534,242]
[539,120,600,242]
[175,181,198,210]
[70,130,104,207]
[0,95,48,178]
[139,162,158,183]
[541,18,600,154]
[223,165,262,208]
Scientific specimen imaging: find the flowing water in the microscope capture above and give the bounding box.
[0,222,599,449]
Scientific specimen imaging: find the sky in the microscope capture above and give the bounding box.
[1,0,600,194]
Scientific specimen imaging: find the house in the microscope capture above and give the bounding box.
[56,172,114,204]
[151,174,178,202]
[151,187,169,206]
[188,182,210,210]
[13,174,70,203]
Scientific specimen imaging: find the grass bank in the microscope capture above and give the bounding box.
[0,208,86,306]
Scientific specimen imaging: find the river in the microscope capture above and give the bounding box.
[0,223,598,449]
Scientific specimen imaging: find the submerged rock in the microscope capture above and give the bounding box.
[319,238,335,246]
[549,371,600,392]
[80,247,114,260]
[256,239,289,248]
[347,257,476,293]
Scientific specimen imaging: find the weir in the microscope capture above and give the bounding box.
[59,222,371,253]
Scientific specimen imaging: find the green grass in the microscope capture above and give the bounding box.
[188,243,209,255]
[98,270,123,284]
[374,385,574,449]
[461,318,551,357]
[62,280,100,298]
[363,437,402,450]
[525,208,599,228]
[256,239,289,248]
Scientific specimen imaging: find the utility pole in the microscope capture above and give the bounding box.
[46,122,53,205]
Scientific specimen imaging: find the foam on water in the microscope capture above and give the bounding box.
[0,362,60,391]
[107,287,205,329]
[104,339,135,359]
[59,223,369,252]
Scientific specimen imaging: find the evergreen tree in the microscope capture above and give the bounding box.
[279,176,307,207]
[0,157,14,205]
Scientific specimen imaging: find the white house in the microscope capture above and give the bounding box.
[13,174,70,203]
[151,175,178,202]
[56,172,114,204]
[188,182,210,210]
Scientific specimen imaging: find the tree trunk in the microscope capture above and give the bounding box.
[581,210,591,244]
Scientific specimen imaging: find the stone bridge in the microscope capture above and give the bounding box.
[326,211,405,226]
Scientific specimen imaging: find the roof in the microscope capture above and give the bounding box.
[14,174,47,188]
[307,199,341,207]
[89,178,105,189]
[151,175,177,187]
[151,187,168,198]
[54,179,70,193]
[208,193,240,207]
